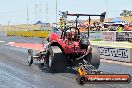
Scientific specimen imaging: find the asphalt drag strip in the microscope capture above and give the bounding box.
[1,44,132,88]
[0,34,132,88]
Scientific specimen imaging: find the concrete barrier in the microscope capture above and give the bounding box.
[91,41,132,63]
[32,31,49,38]
[6,30,50,38]
[7,31,15,36]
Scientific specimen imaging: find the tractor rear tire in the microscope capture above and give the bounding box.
[46,46,67,73]
[85,45,100,69]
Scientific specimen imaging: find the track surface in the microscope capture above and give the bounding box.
[0,31,132,88]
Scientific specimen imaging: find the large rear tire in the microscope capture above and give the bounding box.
[85,45,100,69]
[46,46,67,73]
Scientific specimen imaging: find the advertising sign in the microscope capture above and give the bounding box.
[98,46,131,62]
[102,32,116,41]
[116,32,132,41]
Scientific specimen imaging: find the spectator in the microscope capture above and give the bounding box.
[117,25,123,32]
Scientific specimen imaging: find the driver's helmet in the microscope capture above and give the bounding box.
[66,28,75,39]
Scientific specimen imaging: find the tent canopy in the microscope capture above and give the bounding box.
[112,18,125,23]
[35,21,50,25]
[35,21,43,24]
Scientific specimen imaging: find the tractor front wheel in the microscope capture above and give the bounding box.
[46,46,67,73]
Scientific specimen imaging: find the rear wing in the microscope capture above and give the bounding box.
[61,11,106,23]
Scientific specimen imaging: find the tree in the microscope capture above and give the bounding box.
[120,10,132,17]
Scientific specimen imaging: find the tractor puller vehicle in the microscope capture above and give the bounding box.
[27,11,106,85]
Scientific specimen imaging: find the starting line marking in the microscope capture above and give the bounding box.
[7,42,44,51]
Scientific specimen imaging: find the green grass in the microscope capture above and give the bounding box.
[92,39,103,41]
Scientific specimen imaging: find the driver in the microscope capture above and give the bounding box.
[66,28,75,40]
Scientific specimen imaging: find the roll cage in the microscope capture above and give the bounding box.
[59,11,106,40]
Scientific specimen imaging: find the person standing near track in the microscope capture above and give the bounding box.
[117,25,123,32]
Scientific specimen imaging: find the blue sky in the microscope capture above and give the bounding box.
[0,0,131,25]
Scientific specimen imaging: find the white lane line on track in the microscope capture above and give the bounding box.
[7,42,15,44]
[9,45,41,51]
[5,43,41,51]
[0,41,5,43]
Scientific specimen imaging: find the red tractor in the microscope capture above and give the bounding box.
[28,11,106,73]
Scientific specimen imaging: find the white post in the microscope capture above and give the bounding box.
[27,0,29,24]
[56,0,58,25]
[46,3,48,22]
[106,0,109,22]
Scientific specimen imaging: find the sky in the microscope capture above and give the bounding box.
[0,0,131,25]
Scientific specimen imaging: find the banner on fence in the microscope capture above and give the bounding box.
[101,32,116,41]
[116,32,132,41]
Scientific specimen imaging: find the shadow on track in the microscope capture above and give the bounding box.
[33,63,78,75]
